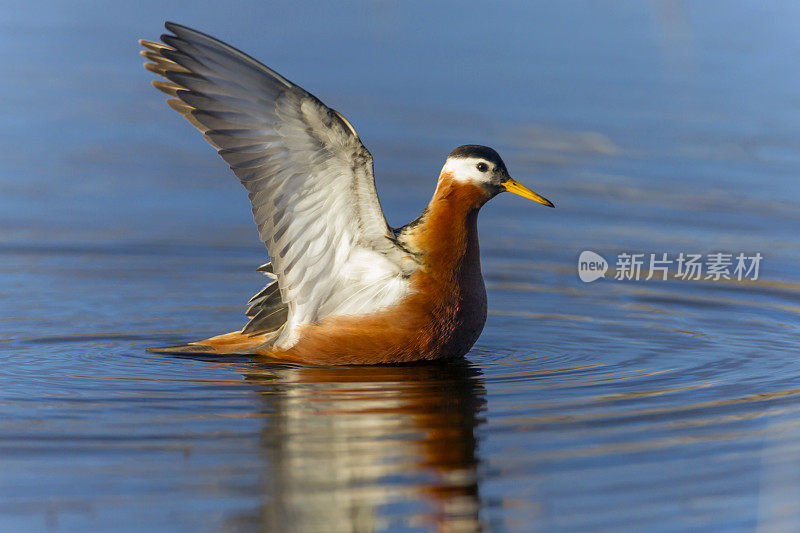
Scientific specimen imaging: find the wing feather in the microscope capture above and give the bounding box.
[141,22,417,347]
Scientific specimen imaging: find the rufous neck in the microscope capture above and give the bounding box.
[415,174,486,272]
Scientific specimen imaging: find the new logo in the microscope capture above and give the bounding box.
[578,251,608,282]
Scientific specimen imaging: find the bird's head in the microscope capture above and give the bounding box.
[441,145,554,208]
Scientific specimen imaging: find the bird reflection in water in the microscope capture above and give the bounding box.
[238,360,486,532]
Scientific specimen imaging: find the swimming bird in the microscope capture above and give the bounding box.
[141,22,553,365]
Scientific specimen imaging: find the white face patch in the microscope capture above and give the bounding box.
[441,157,496,185]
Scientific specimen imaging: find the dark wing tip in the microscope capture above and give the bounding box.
[164,21,184,33]
[163,21,221,46]
[160,34,181,48]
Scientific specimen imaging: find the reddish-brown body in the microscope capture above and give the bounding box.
[259,174,489,365]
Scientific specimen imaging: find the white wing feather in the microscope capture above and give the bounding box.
[142,23,416,347]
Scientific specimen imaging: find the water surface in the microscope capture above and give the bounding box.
[1,1,799,531]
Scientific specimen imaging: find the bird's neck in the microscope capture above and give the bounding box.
[403,174,486,276]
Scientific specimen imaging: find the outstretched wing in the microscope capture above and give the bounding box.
[141,22,416,347]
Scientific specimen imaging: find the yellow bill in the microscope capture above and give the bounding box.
[502,178,554,207]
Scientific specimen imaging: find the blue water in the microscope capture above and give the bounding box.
[1,1,799,531]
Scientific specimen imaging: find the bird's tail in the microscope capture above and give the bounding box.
[149,263,288,355]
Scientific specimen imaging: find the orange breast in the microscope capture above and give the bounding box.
[260,176,488,365]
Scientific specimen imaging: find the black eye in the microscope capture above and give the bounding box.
[476,162,489,172]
